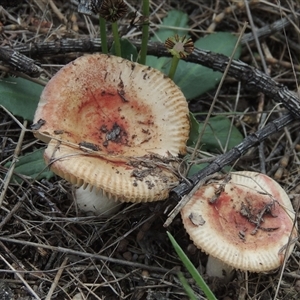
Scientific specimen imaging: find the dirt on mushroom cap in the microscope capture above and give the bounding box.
[34,54,190,202]
[181,171,298,272]
[34,54,189,156]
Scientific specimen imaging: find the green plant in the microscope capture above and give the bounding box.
[138,0,150,64]
[99,16,108,54]
[98,0,128,57]
[165,34,194,79]
[147,10,241,99]
[167,232,217,300]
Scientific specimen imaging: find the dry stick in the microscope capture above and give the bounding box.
[0,190,29,230]
[4,9,295,72]
[0,65,46,85]
[164,174,217,227]
[12,9,296,56]
[6,24,300,195]
[241,9,299,45]
[0,253,41,300]
[206,0,256,33]
[257,112,267,174]
[0,120,27,207]
[244,0,269,140]
[244,0,268,73]
[187,47,300,118]
[224,81,241,153]
[0,236,175,274]
[171,113,296,200]
[45,257,68,300]
[189,23,247,169]
[48,0,67,24]
[0,47,43,77]
[13,38,300,118]
[67,270,106,300]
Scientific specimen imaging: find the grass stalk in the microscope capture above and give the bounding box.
[139,0,150,64]
[112,22,121,57]
[167,232,217,300]
[99,16,108,54]
[168,56,180,80]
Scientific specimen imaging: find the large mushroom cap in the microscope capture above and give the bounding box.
[34,54,189,202]
[181,171,298,272]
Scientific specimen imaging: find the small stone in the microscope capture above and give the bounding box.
[123,251,132,261]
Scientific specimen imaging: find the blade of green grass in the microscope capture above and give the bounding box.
[138,0,150,64]
[167,231,217,300]
[177,272,198,300]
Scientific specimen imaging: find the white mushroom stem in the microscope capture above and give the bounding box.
[206,255,235,283]
[75,186,121,216]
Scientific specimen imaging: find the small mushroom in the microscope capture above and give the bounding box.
[33,54,190,213]
[181,171,298,282]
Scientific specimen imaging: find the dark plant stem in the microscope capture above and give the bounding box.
[112,22,121,57]
[171,113,297,200]
[99,16,108,54]
[139,0,149,64]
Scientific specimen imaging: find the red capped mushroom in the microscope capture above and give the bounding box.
[181,171,297,281]
[33,54,190,213]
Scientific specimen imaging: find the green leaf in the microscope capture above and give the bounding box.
[188,114,244,152]
[147,10,242,99]
[5,149,54,183]
[151,10,189,42]
[188,163,208,177]
[173,33,241,99]
[110,38,138,61]
[187,162,233,177]
[0,77,43,121]
[167,232,217,300]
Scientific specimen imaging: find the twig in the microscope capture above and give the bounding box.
[0,47,43,77]
[67,270,106,299]
[12,39,300,118]
[189,22,247,166]
[0,236,177,274]
[48,0,67,24]
[0,120,27,207]
[244,0,268,73]
[0,190,29,230]
[241,10,300,46]
[5,35,300,202]
[45,257,68,300]
[188,47,300,118]
[164,174,218,227]
[0,253,41,299]
[0,65,46,85]
[171,113,297,200]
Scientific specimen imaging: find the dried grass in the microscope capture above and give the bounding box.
[0,0,300,299]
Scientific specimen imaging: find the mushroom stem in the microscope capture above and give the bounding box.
[75,186,121,216]
[206,255,235,283]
